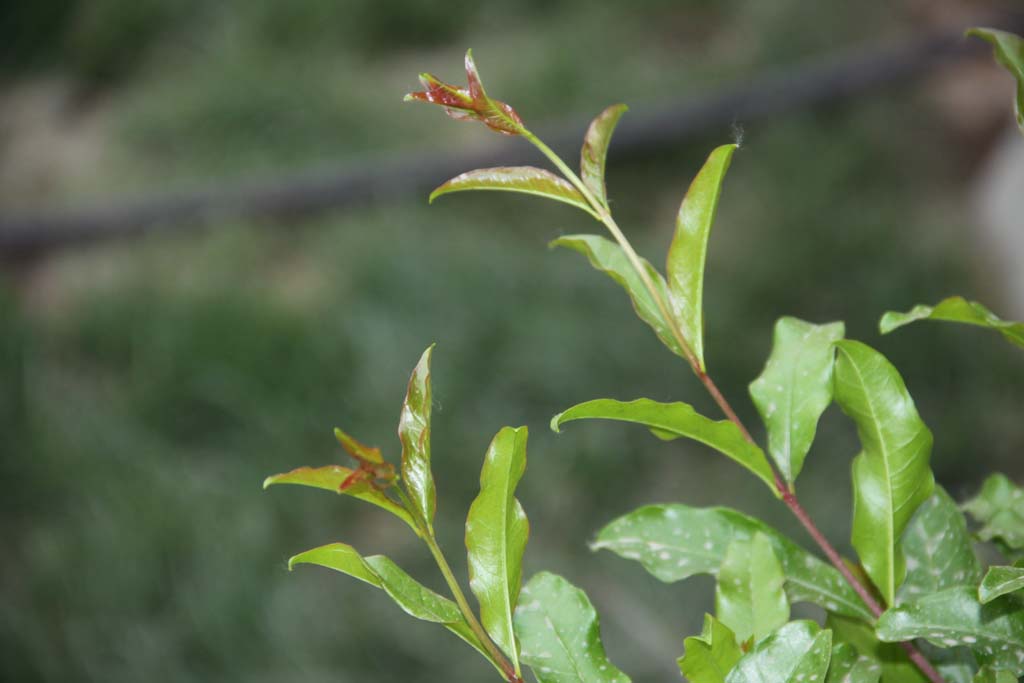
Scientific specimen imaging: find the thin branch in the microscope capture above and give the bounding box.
[693,372,947,683]
[527,116,949,683]
[394,487,522,683]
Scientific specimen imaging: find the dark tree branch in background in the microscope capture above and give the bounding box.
[1,15,1021,261]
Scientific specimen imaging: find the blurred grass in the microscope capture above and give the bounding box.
[2,1,1023,682]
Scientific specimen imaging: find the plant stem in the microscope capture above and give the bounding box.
[699,374,947,683]
[395,488,522,683]
[526,130,946,683]
[524,132,703,372]
[424,535,523,683]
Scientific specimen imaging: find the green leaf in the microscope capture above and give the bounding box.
[879,297,1024,350]
[666,143,737,371]
[833,339,935,605]
[592,504,873,621]
[429,167,597,218]
[725,620,832,683]
[288,543,491,661]
[963,474,1024,550]
[898,487,982,603]
[399,345,436,531]
[827,613,929,683]
[514,572,631,683]
[715,532,790,643]
[580,104,628,209]
[263,465,418,534]
[876,586,1024,676]
[967,28,1024,131]
[679,614,743,683]
[466,426,529,670]
[550,398,778,495]
[979,561,1024,604]
[825,643,881,683]
[551,234,685,359]
[973,665,1018,683]
[748,317,845,485]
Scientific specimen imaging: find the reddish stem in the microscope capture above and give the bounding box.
[696,370,947,683]
[780,488,885,618]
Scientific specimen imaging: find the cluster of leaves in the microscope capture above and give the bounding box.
[266,30,1024,683]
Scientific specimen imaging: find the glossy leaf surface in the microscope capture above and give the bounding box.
[825,642,881,683]
[592,504,872,620]
[551,398,777,494]
[430,167,595,217]
[880,297,1024,350]
[973,665,1017,683]
[405,50,526,135]
[514,572,631,683]
[876,586,1024,676]
[679,614,743,683]
[580,104,628,209]
[725,620,832,683]
[967,28,1024,130]
[466,426,529,669]
[833,339,935,605]
[288,543,489,657]
[715,533,789,643]
[551,234,685,358]
[827,613,928,683]
[263,465,418,533]
[897,488,981,603]
[399,345,436,531]
[666,144,737,371]
[748,317,845,485]
[978,561,1024,604]
[963,474,1024,550]
[923,642,980,683]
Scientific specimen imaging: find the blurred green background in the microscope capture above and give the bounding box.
[2,1,1022,682]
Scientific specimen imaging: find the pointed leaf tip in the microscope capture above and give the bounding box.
[879,296,1024,350]
[514,572,631,683]
[406,50,525,135]
[580,103,629,208]
[678,614,742,683]
[749,317,845,485]
[552,398,778,495]
[467,425,529,670]
[263,464,418,533]
[667,144,739,371]
[399,345,437,530]
[833,339,934,605]
[967,28,1024,131]
[549,412,563,433]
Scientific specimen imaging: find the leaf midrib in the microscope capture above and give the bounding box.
[843,349,896,599]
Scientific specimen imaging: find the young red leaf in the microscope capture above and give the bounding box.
[334,426,385,465]
[580,104,628,209]
[263,465,418,534]
[405,50,526,136]
[332,426,397,485]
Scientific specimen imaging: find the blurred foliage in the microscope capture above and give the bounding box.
[2,1,1023,682]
